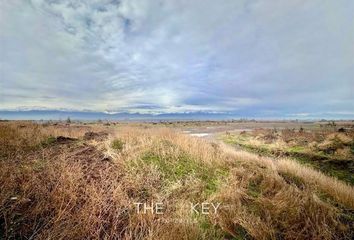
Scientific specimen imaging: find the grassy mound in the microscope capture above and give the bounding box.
[221,129,354,185]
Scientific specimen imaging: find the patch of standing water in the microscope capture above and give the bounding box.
[190,133,210,137]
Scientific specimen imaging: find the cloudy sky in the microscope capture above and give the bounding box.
[0,0,353,118]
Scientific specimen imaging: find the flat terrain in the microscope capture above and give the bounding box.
[0,120,353,239]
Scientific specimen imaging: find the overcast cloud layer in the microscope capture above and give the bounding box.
[1,0,353,118]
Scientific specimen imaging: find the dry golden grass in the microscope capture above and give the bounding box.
[219,143,354,209]
[221,128,354,186]
[0,122,353,239]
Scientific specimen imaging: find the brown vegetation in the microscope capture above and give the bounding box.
[0,122,353,239]
[222,128,354,185]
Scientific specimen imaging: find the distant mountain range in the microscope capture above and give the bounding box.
[0,110,237,121]
[1,110,352,121]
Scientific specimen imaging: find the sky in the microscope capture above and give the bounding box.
[0,0,353,118]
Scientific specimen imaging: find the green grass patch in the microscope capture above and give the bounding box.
[111,139,124,151]
[140,149,228,196]
[40,136,56,147]
[287,146,306,153]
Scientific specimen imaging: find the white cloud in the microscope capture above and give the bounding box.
[0,0,353,116]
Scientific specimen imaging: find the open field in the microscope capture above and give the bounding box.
[0,121,354,239]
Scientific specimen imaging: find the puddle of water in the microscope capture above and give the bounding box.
[190,133,210,137]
